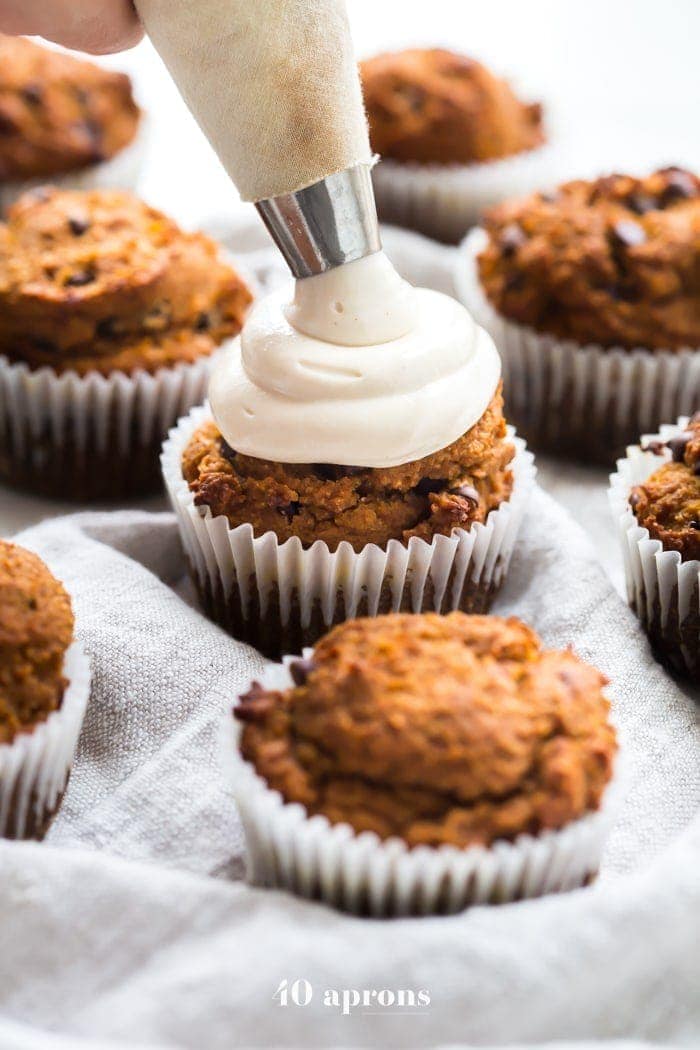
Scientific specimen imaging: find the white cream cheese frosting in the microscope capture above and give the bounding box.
[209,251,500,467]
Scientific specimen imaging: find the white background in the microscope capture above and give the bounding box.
[1,0,699,584]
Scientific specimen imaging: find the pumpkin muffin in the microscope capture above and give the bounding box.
[229,612,617,913]
[458,168,700,463]
[0,35,143,206]
[0,186,253,499]
[360,48,547,243]
[610,414,700,680]
[236,613,616,848]
[181,385,514,551]
[0,539,89,839]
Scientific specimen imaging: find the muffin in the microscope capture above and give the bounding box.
[0,35,144,210]
[0,186,253,499]
[227,612,618,915]
[0,539,90,839]
[360,48,547,243]
[610,414,700,679]
[163,384,534,657]
[457,168,700,463]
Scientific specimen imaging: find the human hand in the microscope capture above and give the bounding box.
[0,0,143,55]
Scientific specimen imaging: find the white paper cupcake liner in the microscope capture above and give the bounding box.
[456,229,700,464]
[371,145,553,244]
[609,418,700,679]
[223,655,619,916]
[0,642,90,840]
[0,342,229,500]
[161,404,535,657]
[0,118,149,213]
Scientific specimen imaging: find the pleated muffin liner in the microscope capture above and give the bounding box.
[371,145,553,245]
[0,642,91,840]
[609,418,700,680]
[222,655,620,917]
[455,229,700,464]
[0,118,149,214]
[0,344,227,501]
[161,404,535,659]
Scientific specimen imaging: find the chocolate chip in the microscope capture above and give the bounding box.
[659,168,697,206]
[449,484,479,504]
[629,492,641,510]
[289,657,315,686]
[219,438,237,463]
[668,431,692,462]
[64,269,95,287]
[276,500,300,522]
[539,190,560,204]
[611,220,646,248]
[627,192,656,216]
[96,317,119,339]
[499,223,527,257]
[690,520,700,530]
[195,312,211,332]
[415,477,447,497]
[312,463,364,481]
[68,216,90,236]
[21,84,43,106]
[234,682,273,722]
[642,439,667,456]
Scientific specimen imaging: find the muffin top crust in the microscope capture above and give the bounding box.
[236,612,616,849]
[360,48,544,165]
[630,413,700,561]
[0,187,253,375]
[478,167,700,350]
[182,385,514,551]
[0,35,140,181]
[0,540,74,744]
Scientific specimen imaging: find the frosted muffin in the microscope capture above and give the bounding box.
[163,250,533,657]
[361,48,547,243]
[0,35,144,209]
[0,186,252,499]
[228,613,618,914]
[457,168,700,463]
[0,539,90,839]
[610,413,700,679]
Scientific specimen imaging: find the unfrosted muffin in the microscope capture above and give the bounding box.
[0,540,90,839]
[457,168,700,463]
[610,414,700,680]
[0,186,253,499]
[0,36,143,205]
[360,48,547,243]
[228,612,617,913]
[237,613,616,848]
[181,385,514,551]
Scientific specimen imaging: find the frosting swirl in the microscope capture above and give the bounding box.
[209,251,500,467]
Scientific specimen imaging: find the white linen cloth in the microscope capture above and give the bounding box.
[0,226,698,1050]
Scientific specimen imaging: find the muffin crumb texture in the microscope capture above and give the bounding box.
[0,187,253,375]
[182,387,514,551]
[478,168,700,350]
[0,35,140,181]
[630,412,700,561]
[0,540,74,744]
[236,612,617,848]
[361,48,544,165]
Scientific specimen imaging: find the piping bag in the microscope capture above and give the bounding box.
[134,0,379,277]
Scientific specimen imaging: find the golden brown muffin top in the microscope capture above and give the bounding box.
[182,386,514,551]
[630,413,700,561]
[0,540,74,744]
[360,48,544,165]
[236,613,617,848]
[478,168,700,350]
[0,35,140,181]
[0,187,253,375]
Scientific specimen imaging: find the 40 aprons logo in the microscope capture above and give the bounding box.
[273,978,431,1016]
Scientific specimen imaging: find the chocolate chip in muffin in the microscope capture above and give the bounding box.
[668,431,692,462]
[289,657,316,686]
[68,215,91,236]
[627,192,657,216]
[659,167,697,206]
[611,220,646,249]
[499,223,527,257]
[235,682,274,722]
[449,484,480,504]
[21,84,44,107]
[64,268,95,287]
[276,500,301,523]
[219,438,237,464]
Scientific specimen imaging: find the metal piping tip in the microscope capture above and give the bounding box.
[255,163,381,279]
